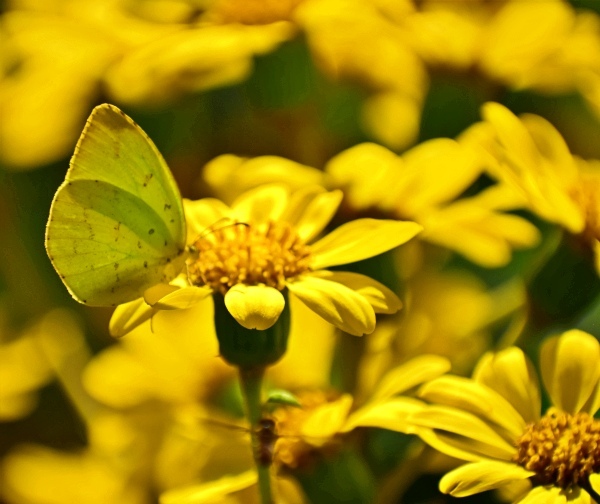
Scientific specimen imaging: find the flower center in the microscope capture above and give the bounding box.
[513,408,600,489]
[272,390,341,470]
[187,222,312,294]
[209,0,303,25]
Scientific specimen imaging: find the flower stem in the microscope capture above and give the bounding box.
[239,366,273,504]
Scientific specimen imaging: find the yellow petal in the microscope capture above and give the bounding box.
[415,428,492,462]
[148,286,213,310]
[224,284,285,330]
[282,186,343,243]
[203,154,323,205]
[400,138,482,213]
[287,275,375,336]
[311,270,402,314]
[183,198,231,243]
[342,397,424,433]
[109,298,156,338]
[540,329,600,414]
[370,355,451,401]
[589,473,600,496]
[301,394,353,444]
[231,185,289,226]
[517,486,569,504]
[439,461,534,497]
[409,406,516,458]
[418,376,526,438]
[160,471,257,504]
[310,218,422,270]
[473,347,541,424]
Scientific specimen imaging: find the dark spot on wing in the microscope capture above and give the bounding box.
[143,173,153,187]
[137,241,142,249]
[114,222,121,231]
[114,263,119,270]
[149,229,155,235]
[170,219,174,223]
[164,203,171,211]
[164,239,168,246]
[144,261,148,268]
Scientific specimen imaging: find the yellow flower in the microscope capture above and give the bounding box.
[202,142,540,268]
[158,354,451,504]
[0,310,53,420]
[114,184,420,337]
[477,102,600,273]
[326,141,540,269]
[409,329,600,502]
[295,0,426,150]
[0,0,295,168]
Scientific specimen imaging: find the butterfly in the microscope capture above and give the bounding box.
[46,104,187,307]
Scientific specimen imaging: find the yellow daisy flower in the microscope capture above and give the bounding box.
[477,101,600,273]
[112,184,421,338]
[409,329,600,502]
[202,141,540,268]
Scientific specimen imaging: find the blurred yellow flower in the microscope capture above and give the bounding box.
[478,102,600,273]
[114,184,420,337]
[0,311,53,420]
[0,0,295,168]
[401,0,600,96]
[327,140,540,267]
[355,268,526,403]
[158,354,451,504]
[409,329,600,502]
[296,0,426,150]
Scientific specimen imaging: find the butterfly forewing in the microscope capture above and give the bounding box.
[46,104,186,306]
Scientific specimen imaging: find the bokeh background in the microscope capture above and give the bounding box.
[3,1,600,503]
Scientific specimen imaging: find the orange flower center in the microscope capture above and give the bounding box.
[187,222,312,294]
[272,390,342,470]
[209,0,303,25]
[513,408,600,488]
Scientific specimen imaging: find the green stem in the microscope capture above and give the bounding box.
[239,367,273,504]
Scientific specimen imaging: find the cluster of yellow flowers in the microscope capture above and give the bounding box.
[2,1,600,504]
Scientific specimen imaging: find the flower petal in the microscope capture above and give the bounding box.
[310,218,422,270]
[589,473,600,496]
[301,394,353,444]
[473,347,541,424]
[282,186,343,242]
[439,460,534,497]
[370,355,451,401]
[409,405,516,458]
[342,397,424,433]
[147,286,213,310]
[183,198,231,243]
[231,184,289,225]
[109,298,156,338]
[287,275,375,336]
[540,329,600,414]
[224,284,285,330]
[311,270,402,314]
[418,376,526,438]
[160,471,257,504]
[517,486,568,504]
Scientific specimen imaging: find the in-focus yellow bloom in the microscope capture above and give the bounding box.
[409,329,600,502]
[477,102,600,273]
[114,184,421,337]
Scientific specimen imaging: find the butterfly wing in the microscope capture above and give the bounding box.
[46,104,186,306]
